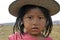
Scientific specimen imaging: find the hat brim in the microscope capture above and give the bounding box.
[9,0,60,17]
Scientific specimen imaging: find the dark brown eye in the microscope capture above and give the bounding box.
[27,17,32,19]
[39,17,42,19]
[39,17,44,19]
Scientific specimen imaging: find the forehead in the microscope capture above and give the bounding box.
[24,8,45,16]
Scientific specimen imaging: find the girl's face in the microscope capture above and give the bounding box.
[23,8,46,36]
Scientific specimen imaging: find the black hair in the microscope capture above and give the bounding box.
[13,4,53,38]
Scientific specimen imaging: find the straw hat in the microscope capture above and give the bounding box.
[9,0,60,17]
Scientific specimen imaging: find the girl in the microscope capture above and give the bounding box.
[8,0,60,40]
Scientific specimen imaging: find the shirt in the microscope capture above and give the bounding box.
[8,32,53,40]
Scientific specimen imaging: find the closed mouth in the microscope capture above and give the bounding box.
[32,27,39,30]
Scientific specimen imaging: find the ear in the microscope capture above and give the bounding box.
[21,21,24,25]
[46,21,49,26]
[46,20,49,26]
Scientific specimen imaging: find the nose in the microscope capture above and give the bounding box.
[32,18,38,25]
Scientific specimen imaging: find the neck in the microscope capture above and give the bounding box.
[29,33,44,37]
[30,34,45,40]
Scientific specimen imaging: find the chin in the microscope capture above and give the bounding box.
[30,32,41,36]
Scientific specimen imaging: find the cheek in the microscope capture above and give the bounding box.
[39,21,46,30]
[23,20,31,31]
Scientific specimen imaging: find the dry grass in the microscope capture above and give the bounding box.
[50,25,60,40]
[0,25,13,40]
[0,25,60,40]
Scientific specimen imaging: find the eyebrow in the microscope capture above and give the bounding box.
[25,15,45,17]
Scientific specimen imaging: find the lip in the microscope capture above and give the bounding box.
[31,27,39,30]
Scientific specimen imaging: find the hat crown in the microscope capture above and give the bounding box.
[9,0,60,17]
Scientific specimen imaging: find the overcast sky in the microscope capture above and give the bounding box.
[0,0,60,24]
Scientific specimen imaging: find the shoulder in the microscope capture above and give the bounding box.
[45,37,53,40]
[8,32,22,40]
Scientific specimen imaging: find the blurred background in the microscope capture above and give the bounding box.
[0,0,60,40]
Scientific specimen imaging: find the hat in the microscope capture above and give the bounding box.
[9,0,60,17]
